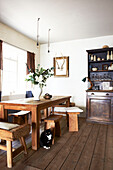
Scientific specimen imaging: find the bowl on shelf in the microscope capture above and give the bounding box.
[92,67,97,71]
[43,93,52,99]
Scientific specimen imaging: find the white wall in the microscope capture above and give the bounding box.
[40,35,113,115]
[0,22,39,65]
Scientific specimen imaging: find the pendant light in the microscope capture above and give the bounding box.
[48,29,51,53]
[37,18,40,47]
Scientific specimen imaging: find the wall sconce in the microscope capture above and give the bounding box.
[82,77,93,90]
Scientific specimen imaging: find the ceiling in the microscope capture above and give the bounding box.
[0,0,113,44]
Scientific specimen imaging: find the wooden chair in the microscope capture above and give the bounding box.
[8,111,31,125]
[53,106,83,132]
[0,122,30,168]
[44,115,62,144]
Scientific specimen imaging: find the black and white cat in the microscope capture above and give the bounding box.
[40,129,53,149]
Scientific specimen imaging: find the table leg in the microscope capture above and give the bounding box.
[0,105,4,120]
[44,108,48,118]
[4,109,8,121]
[0,106,8,122]
[66,98,70,127]
[7,140,13,168]
[66,98,70,107]
[51,107,54,114]
[32,107,40,150]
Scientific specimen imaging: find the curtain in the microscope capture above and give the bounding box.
[0,40,3,101]
[26,51,35,97]
[27,51,35,74]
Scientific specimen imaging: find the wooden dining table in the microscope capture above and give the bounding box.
[0,96,71,150]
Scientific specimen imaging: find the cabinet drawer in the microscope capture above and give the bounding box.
[87,92,113,97]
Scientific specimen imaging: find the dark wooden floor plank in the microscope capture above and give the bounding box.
[74,123,100,170]
[27,134,73,169]
[89,124,108,170]
[60,123,93,170]
[104,125,113,170]
[45,122,88,169]
[46,123,92,170]
[24,165,42,170]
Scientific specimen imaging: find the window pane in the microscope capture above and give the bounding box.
[10,60,17,72]
[2,42,27,96]
[3,59,10,71]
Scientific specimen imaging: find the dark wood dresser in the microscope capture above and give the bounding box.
[86,47,113,124]
[86,90,113,124]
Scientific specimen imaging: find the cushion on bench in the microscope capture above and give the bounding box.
[65,107,83,113]
[0,122,19,130]
[54,107,67,112]
[8,110,30,116]
[54,106,83,113]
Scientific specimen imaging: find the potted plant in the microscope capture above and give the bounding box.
[25,64,54,100]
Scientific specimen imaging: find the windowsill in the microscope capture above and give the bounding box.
[1,94,26,101]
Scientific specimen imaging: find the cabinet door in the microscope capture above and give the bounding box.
[87,97,113,122]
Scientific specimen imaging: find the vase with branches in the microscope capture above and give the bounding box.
[25,64,54,100]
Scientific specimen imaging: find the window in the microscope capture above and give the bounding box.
[2,43,27,96]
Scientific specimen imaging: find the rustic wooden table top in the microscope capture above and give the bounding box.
[0,96,71,106]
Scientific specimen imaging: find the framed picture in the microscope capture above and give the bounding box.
[53,56,69,77]
[102,64,108,71]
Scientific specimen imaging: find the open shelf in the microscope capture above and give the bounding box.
[89,70,113,72]
[91,80,113,82]
[89,60,113,63]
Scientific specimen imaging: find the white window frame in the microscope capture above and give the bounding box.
[2,42,27,100]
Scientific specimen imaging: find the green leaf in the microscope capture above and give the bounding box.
[25,64,54,85]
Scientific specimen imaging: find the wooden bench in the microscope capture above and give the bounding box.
[0,122,30,168]
[53,106,83,132]
[8,111,31,125]
[44,115,62,144]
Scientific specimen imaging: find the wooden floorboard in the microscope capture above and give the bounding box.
[89,124,107,170]
[60,123,93,170]
[45,122,87,170]
[73,123,100,170]
[0,117,113,170]
[24,165,42,170]
[104,125,113,170]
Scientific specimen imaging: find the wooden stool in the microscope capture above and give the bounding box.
[53,106,83,132]
[66,107,83,132]
[44,115,62,144]
[0,122,30,168]
[8,111,31,125]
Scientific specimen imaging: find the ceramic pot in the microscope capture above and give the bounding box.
[32,85,42,100]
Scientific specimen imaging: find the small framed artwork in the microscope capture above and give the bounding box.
[102,64,108,71]
[102,82,110,90]
[53,56,69,77]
